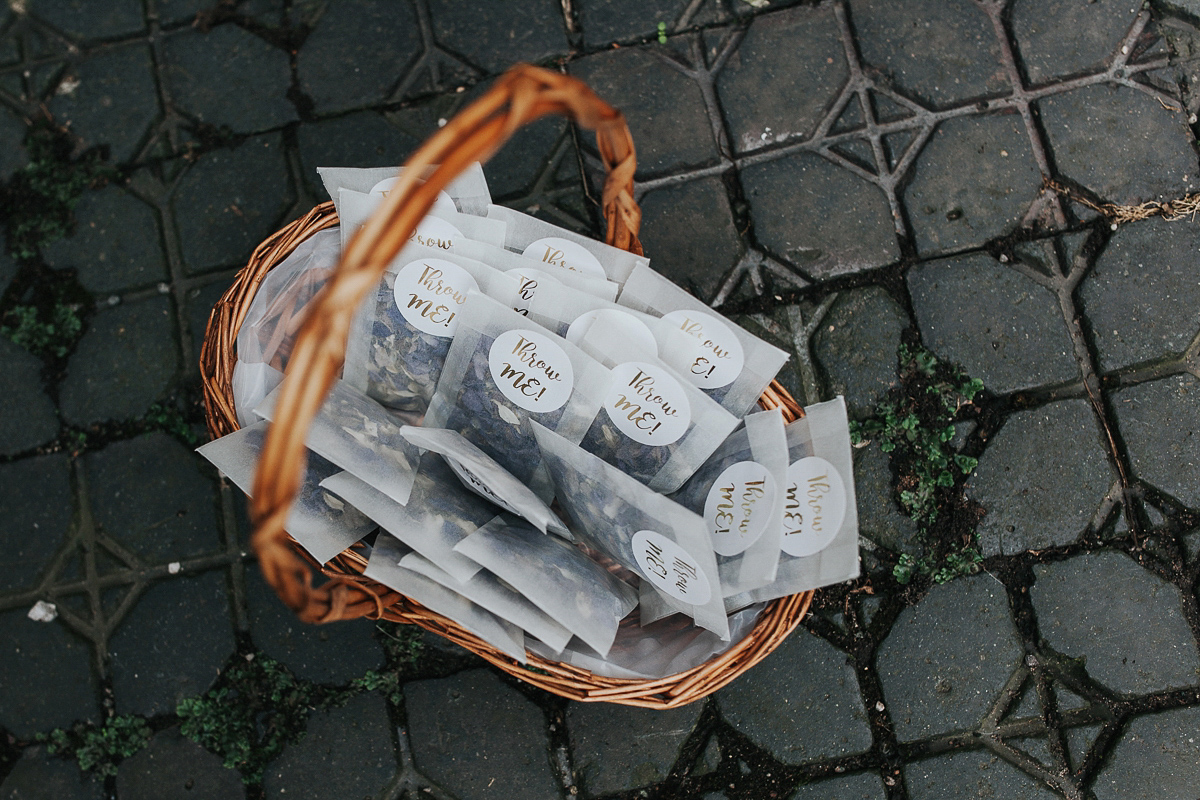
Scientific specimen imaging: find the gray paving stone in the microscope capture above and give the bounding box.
[28,0,144,39]
[718,627,871,763]
[1011,0,1138,85]
[263,692,396,799]
[0,107,28,183]
[162,25,296,132]
[907,254,1078,395]
[853,442,919,555]
[1114,373,1200,508]
[905,748,1058,799]
[155,0,207,26]
[570,45,719,178]
[638,176,741,303]
[115,727,245,800]
[295,0,420,114]
[1080,218,1200,373]
[1032,551,1200,694]
[0,745,103,800]
[483,114,572,201]
[877,575,1023,740]
[0,610,99,739]
[173,134,291,273]
[716,5,847,153]
[405,669,558,800]
[42,185,167,294]
[110,570,235,716]
[847,0,1007,109]
[296,111,419,200]
[790,771,887,800]
[813,287,907,419]
[0,338,57,455]
[0,242,15,298]
[1039,84,1196,206]
[59,297,178,426]
[969,400,1113,556]
[1064,722,1101,771]
[428,0,569,74]
[1094,706,1200,799]
[86,433,220,563]
[246,565,382,685]
[45,44,159,164]
[742,152,899,279]
[0,454,72,593]
[579,0,720,47]
[568,700,702,794]
[905,115,1043,255]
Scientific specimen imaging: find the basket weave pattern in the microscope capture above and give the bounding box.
[200,65,814,708]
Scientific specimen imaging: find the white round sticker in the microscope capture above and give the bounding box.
[780,457,847,557]
[603,362,691,446]
[565,309,658,358]
[505,267,561,316]
[522,237,607,278]
[488,329,575,413]
[369,178,458,215]
[631,530,712,605]
[703,461,778,556]
[409,215,463,250]
[392,258,478,337]
[660,310,746,390]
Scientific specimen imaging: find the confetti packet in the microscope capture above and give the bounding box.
[318,162,492,216]
[196,421,375,564]
[336,188,506,253]
[618,263,790,417]
[531,422,730,639]
[453,516,638,658]
[486,204,648,285]
[446,238,619,302]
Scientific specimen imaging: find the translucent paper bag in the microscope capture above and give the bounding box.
[486,204,648,285]
[318,162,492,216]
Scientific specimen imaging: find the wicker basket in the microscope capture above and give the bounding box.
[199,65,814,709]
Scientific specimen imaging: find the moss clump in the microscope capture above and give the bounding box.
[40,715,152,778]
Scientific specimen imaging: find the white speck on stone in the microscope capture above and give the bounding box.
[107,295,120,306]
[875,701,885,712]
[1111,223,1119,231]
[168,562,181,574]
[999,254,1009,263]
[1122,45,1129,54]
[437,118,448,127]
[56,75,80,96]
[157,282,170,294]
[28,600,57,622]
[1191,115,1198,124]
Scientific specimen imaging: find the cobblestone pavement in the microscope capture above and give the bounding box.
[2,0,1200,798]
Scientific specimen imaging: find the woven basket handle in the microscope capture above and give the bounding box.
[251,65,641,623]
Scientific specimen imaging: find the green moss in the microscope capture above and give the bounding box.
[0,299,84,358]
[39,715,151,778]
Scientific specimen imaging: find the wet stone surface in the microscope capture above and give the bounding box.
[1113,373,1200,509]
[28,0,145,39]
[905,748,1060,799]
[853,442,920,556]
[296,111,419,200]
[0,338,57,455]
[115,727,245,800]
[1010,0,1140,85]
[428,0,570,75]
[0,455,73,594]
[0,745,104,800]
[569,701,702,794]
[1032,551,1200,694]
[791,771,888,800]
[813,286,908,419]
[1092,706,1200,799]
[0,609,100,739]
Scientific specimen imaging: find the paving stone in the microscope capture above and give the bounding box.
[1011,0,1138,85]
[59,297,178,425]
[907,254,1078,395]
[262,692,395,799]
[162,25,295,132]
[570,45,719,178]
[1114,373,1200,508]
[579,0,718,47]
[853,442,919,555]
[116,727,245,800]
[0,609,99,739]
[969,400,1113,556]
[0,454,72,593]
[86,432,221,563]
[480,112,572,200]
[173,134,291,273]
[405,669,558,800]
[905,748,1058,799]
[1093,706,1200,798]
[638,176,741,303]
[28,0,144,39]
[716,5,847,153]
[847,0,1007,109]
[110,570,235,716]
[719,627,871,763]
[906,115,1043,255]
[296,111,419,200]
[45,44,159,164]
[0,745,103,800]
[790,771,887,800]
[295,0,420,114]
[42,186,168,294]
[1039,84,1196,206]
[0,107,28,182]
[877,575,1022,740]
[1032,551,1200,694]
[1079,218,1200,373]
[0,338,57,455]
[246,565,382,685]
[813,286,907,419]
[742,152,899,279]
[568,700,702,794]
[155,0,207,26]
[1064,722,1102,771]
[428,0,569,75]
[0,243,15,299]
